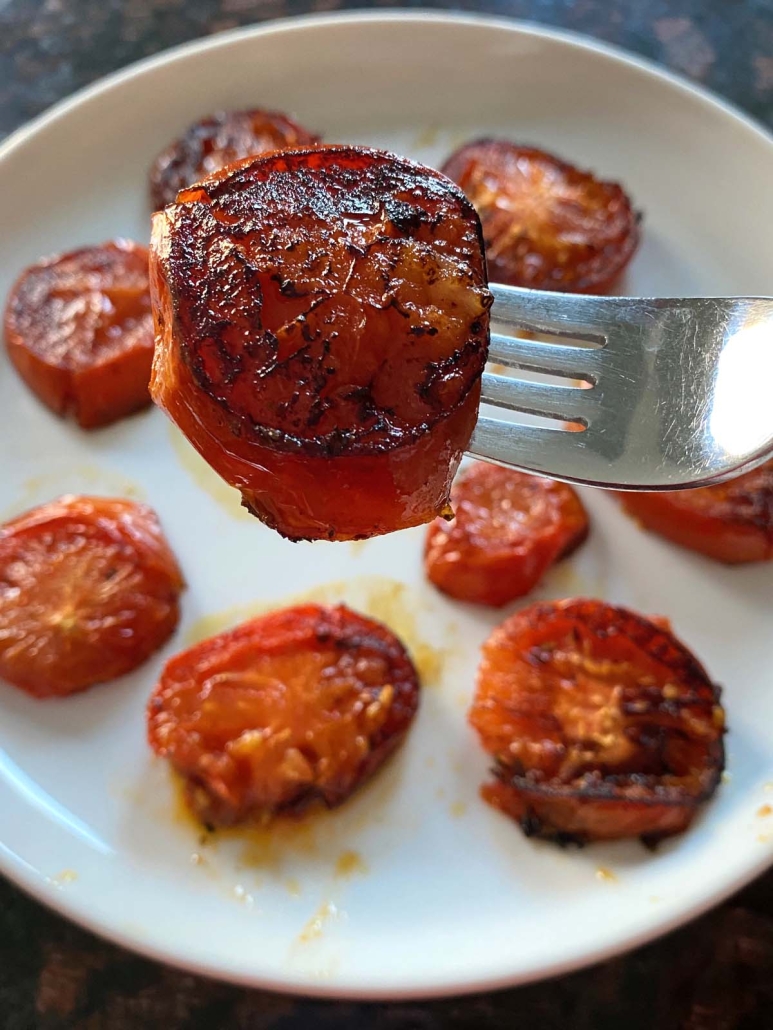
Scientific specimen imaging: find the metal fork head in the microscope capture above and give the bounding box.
[470,284,773,490]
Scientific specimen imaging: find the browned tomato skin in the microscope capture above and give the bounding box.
[149,109,321,209]
[0,496,184,698]
[424,463,589,606]
[147,604,420,826]
[618,462,773,564]
[150,145,491,540]
[470,599,724,844]
[4,241,155,429]
[442,140,639,293]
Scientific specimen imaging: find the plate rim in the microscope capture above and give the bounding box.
[1,8,773,1001]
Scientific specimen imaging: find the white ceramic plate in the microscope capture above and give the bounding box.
[1,11,773,1001]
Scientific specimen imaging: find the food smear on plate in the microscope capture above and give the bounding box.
[0,495,184,698]
[147,603,420,827]
[4,240,155,428]
[424,462,588,606]
[149,108,320,209]
[470,598,725,845]
[618,460,773,563]
[442,139,639,292]
[150,145,491,541]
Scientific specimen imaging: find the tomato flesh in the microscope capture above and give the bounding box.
[0,496,184,698]
[149,108,321,209]
[148,604,420,826]
[442,140,639,292]
[4,241,154,429]
[470,599,724,844]
[618,461,773,563]
[425,463,588,606]
[150,145,491,540]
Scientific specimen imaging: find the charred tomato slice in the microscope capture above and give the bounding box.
[149,108,321,209]
[4,240,154,429]
[618,461,773,563]
[150,145,491,541]
[147,603,420,826]
[425,463,588,606]
[442,139,639,293]
[0,496,184,698]
[470,598,724,844]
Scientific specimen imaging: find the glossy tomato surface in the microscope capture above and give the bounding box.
[0,496,184,698]
[470,599,724,844]
[425,463,588,606]
[149,108,321,209]
[150,145,491,540]
[4,241,154,429]
[618,461,773,563]
[148,604,420,826]
[442,140,639,292]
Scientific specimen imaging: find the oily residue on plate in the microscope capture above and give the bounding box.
[166,738,404,877]
[3,465,144,519]
[334,850,368,880]
[595,867,618,883]
[184,574,447,689]
[297,901,338,943]
[168,424,254,522]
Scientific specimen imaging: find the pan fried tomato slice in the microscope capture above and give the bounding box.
[442,140,639,293]
[0,496,184,698]
[618,461,773,563]
[4,241,154,429]
[470,599,724,844]
[147,604,420,826]
[149,109,321,209]
[150,145,491,541]
[424,463,588,606]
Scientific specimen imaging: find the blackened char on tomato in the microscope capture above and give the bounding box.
[150,145,491,541]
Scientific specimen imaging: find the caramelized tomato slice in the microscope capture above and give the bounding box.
[4,241,154,429]
[425,463,588,606]
[442,140,639,292]
[470,599,724,844]
[0,496,184,698]
[149,108,321,209]
[147,604,420,826]
[618,461,773,564]
[150,145,491,541]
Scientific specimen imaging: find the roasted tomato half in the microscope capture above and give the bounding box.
[0,496,184,698]
[4,240,154,429]
[442,140,639,293]
[470,599,724,844]
[150,145,491,541]
[149,108,321,209]
[148,604,420,826]
[618,461,773,564]
[425,463,588,606]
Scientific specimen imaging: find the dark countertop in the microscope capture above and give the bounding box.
[1,2,773,1028]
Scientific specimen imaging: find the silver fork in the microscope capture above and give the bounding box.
[470,284,773,490]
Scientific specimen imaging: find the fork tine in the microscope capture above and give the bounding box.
[481,372,593,424]
[470,417,591,480]
[488,333,599,381]
[490,283,614,342]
